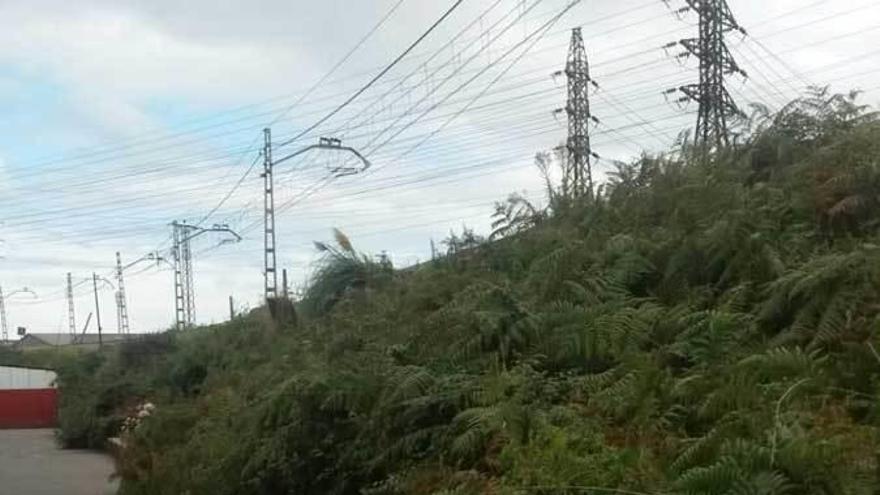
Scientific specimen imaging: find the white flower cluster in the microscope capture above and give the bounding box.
[120,402,156,434]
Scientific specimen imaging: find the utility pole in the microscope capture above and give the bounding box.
[261,130,370,306]
[182,234,195,327]
[115,253,130,335]
[562,27,599,198]
[263,128,279,303]
[92,273,103,348]
[0,287,7,343]
[66,273,76,336]
[171,221,241,330]
[282,269,289,299]
[667,0,747,149]
[172,222,187,330]
[0,286,36,342]
[229,296,235,320]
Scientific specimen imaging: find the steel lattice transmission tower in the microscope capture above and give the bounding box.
[671,0,747,148]
[66,273,76,336]
[564,27,598,197]
[115,252,130,335]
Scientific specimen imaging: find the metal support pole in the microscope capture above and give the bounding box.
[92,273,103,348]
[282,269,289,299]
[116,293,122,337]
[262,134,370,307]
[115,252,130,335]
[181,233,195,326]
[170,221,241,329]
[229,296,235,320]
[263,128,278,302]
[66,273,77,336]
[0,286,7,343]
[172,222,186,330]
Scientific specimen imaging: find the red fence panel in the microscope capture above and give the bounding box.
[0,389,58,429]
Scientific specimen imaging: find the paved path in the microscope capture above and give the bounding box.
[0,429,117,495]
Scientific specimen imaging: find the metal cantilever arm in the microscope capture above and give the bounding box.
[124,251,169,271]
[5,287,38,299]
[330,145,371,177]
[273,143,371,176]
[179,225,242,245]
[93,276,116,291]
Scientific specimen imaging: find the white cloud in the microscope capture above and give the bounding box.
[0,6,313,104]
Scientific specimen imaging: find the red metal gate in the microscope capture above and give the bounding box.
[0,389,58,428]
[0,365,58,429]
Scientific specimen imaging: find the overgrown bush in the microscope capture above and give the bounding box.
[49,90,880,494]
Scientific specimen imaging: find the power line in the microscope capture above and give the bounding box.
[276,0,468,149]
[194,0,409,227]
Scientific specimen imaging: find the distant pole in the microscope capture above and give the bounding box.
[171,221,241,329]
[0,286,7,343]
[115,252,130,335]
[229,296,235,320]
[92,273,103,348]
[282,269,289,299]
[171,221,186,330]
[263,128,279,303]
[182,233,196,326]
[66,273,77,336]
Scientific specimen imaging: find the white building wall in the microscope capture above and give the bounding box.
[0,366,57,389]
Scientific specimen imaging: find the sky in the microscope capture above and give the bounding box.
[1,0,879,337]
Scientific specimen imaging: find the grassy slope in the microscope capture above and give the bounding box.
[31,92,880,494]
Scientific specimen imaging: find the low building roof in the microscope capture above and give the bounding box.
[18,333,131,346]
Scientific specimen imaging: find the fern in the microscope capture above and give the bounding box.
[675,458,743,495]
[737,347,826,383]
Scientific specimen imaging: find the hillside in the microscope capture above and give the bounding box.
[43,90,880,494]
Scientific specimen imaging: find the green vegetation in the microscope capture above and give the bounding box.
[25,89,880,494]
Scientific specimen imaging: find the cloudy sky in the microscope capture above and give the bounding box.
[1,0,878,336]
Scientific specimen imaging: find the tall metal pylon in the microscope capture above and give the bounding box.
[181,236,195,326]
[669,0,747,149]
[115,252,130,335]
[0,286,7,343]
[564,27,598,198]
[172,222,197,330]
[0,286,35,341]
[263,128,279,302]
[66,273,76,336]
[171,222,187,330]
[260,130,370,306]
[171,221,241,330]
